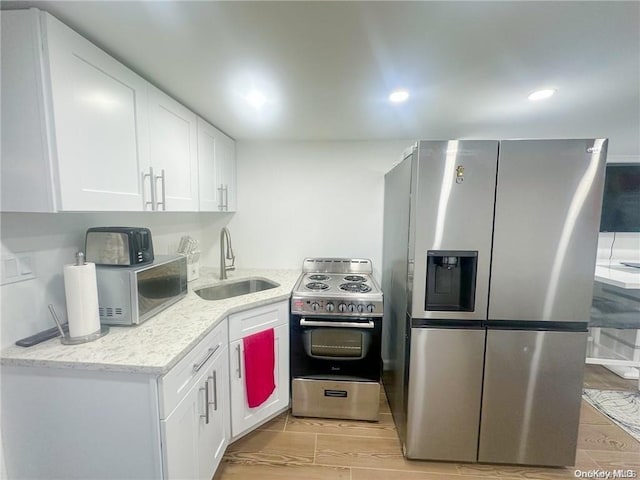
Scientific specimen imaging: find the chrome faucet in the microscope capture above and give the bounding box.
[219,227,236,280]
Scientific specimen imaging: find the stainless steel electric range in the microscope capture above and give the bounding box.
[290,258,383,421]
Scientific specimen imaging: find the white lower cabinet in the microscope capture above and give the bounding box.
[159,319,229,480]
[161,344,229,480]
[228,301,290,439]
[0,300,288,480]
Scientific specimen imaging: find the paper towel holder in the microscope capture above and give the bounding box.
[48,304,109,346]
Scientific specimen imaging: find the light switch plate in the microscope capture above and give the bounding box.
[1,253,36,285]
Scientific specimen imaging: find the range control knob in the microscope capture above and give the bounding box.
[311,302,320,312]
[347,304,356,313]
[357,304,365,313]
[326,302,335,312]
[367,304,376,313]
[338,303,347,312]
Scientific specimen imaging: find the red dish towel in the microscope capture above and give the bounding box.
[243,328,276,408]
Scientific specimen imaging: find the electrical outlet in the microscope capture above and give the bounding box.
[1,253,36,285]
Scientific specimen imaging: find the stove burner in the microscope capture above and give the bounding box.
[344,275,367,282]
[339,282,372,293]
[306,282,329,291]
[309,274,330,281]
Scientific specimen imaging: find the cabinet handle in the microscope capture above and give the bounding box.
[224,185,229,211]
[200,380,210,424]
[208,370,218,411]
[142,167,156,211]
[218,184,224,211]
[236,344,242,379]
[193,344,220,373]
[155,169,166,211]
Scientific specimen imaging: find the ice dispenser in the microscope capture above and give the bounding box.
[425,251,478,311]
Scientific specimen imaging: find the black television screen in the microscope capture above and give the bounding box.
[599,163,640,232]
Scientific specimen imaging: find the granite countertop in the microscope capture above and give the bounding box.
[0,267,299,375]
[594,260,640,289]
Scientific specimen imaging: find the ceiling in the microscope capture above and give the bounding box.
[2,1,639,154]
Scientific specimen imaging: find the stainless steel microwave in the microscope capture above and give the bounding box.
[95,255,187,326]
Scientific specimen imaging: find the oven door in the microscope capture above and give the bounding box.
[290,315,381,381]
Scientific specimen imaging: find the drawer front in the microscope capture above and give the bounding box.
[228,301,289,342]
[159,320,228,418]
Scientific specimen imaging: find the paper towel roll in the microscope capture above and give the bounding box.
[64,261,101,338]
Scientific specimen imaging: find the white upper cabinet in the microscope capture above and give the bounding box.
[148,86,199,212]
[1,9,233,213]
[197,117,237,212]
[1,9,150,212]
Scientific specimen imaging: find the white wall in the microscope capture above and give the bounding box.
[228,140,411,276]
[0,212,232,348]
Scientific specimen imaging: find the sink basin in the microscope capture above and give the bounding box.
[195,278,280,301]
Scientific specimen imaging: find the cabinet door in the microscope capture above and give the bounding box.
[161,374,202,480]
[148,85,199,211]
[216,132,237,212]
[229,323,290,438]
[197,118,236,212]
[43,12,150,211]
[199,347,230,480]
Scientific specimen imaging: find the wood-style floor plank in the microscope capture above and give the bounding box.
[256,411,288,432]
[585,450,640,470]
[315,434,461,474]
[224,430,316,466]
[577,424,640,453]
[351,467,501,480]
[579,400,613,426]
[214,461,350,480]
[583,364,638,391]
[285,412,398,438]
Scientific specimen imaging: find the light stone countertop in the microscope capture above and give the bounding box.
[594,260,640,289]
[0,267,299,375]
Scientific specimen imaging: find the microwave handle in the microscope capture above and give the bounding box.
[300,318,375,329]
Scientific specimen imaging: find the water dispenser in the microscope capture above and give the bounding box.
[425,250,478,311]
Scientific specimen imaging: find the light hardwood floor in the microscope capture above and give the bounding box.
[214,366,639,480]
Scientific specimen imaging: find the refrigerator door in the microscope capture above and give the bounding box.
[406,325,485,461]
[478,328,587,466]
[489,139,608,322]
[410,140,498,320]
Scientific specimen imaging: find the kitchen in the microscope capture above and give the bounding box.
[1,2,639,480]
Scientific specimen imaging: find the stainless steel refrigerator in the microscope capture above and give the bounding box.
[381,139,607,467]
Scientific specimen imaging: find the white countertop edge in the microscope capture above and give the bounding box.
[594,262,640,289]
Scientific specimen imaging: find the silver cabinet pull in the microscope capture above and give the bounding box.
[218,184,224,211]
[208,370,218,411]
[154,169,166,211]
[142,167,156,211]
[224,185,229,211]
[193,344,220,373]
[200,380,210,424]
[300,318,375,329]
[236,344,242,378]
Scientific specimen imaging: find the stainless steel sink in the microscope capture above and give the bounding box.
[194,277,279,301]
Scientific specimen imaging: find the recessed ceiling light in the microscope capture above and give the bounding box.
[389,89,410,103]
[528,89,556,101]
[246,89,267,109]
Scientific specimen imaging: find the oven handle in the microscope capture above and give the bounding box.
[300,318,375,329]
